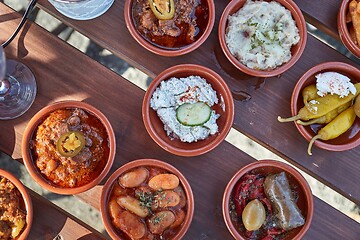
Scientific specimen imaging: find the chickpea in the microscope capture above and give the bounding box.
[45,159,58,173]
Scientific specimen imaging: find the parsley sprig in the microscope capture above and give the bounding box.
[136,191,154,208]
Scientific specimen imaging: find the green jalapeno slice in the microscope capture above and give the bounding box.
[56,131,85,157]
[148,0,175,20]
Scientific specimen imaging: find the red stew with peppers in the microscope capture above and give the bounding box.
[108,166,187,239]
[132,0,209,49]
[229,172,305,240]
[30,108,109,188]
[0,177,26,239]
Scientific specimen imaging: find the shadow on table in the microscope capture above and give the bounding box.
[78,233,108,240]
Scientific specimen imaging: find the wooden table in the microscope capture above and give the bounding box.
[0,0,359,239]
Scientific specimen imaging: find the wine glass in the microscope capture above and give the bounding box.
[0,46,36,120]
[49,0,114,20]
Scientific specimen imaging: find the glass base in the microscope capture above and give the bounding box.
[49,0,114,20]
[0,60,37,120]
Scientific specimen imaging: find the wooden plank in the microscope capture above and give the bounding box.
[307,197,360,239]
[36,0,360,203]
[29,189,106,239]
[77,187,360,240]
[293,0,340,39]
[0,3,359,239]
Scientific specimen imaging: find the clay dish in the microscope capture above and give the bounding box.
[292,62,360,152]
[100,158,194,240]
[142,64,234,156]
[338,0,360,58]
[22,100,116,194]
[124,0,215,56]
[222,160,313,240]
[218,0,307,77]
[0,169,33,240]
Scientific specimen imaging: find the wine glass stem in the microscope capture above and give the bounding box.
[0,78,10,96]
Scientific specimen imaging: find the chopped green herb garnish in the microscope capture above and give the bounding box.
[153,216,163,224]
[136,191,154,208]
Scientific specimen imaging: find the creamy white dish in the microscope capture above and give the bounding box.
[150,76,219,143]
[225,0,300,70]
[315,72,356,98]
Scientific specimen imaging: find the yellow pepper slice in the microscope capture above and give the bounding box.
[56,131,85,157]
[148,0,175,20]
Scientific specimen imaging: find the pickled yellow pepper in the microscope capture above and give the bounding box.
[354,95,360,118]
[307,106,357,155]
[302,84,318,107]
[278,83,360,122]
[297,101,352,126]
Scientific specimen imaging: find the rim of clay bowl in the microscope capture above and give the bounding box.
[124,0,215,56]
[218,0,307,77]
[222,160,313,240]
[291,62,360,152]
[100,158,194,240]
[0,168,33,240]
[142,64,234,156]
[22,100,116,194]
[338,0,360,58]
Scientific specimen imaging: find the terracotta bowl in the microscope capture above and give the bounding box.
[338,0,360,58]
[222,160,313,240]
[22,100,116,194]
[218,0,307,77]
[0,168,33,240]
[142,64,234,156]
[124,0,215,56]
[100,158,194,240]
[291,62,360,152]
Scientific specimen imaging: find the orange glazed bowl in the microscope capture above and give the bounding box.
[218,0,307,77]
[222,160,313,240]
[22,100,116,194]
[100,159,194,240]
[142,64,234,156]
[338,0,360,58]
[124,0,215,56]
[291,62,360,153]
[0,169,33,240]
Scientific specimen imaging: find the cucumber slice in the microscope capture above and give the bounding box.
[176,102,211,126]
